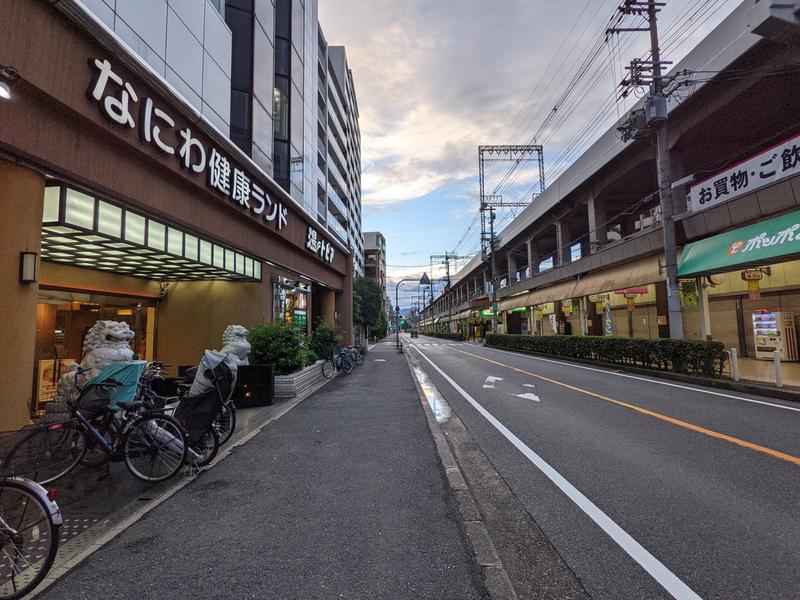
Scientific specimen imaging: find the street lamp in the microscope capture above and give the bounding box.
[396,272,430,350]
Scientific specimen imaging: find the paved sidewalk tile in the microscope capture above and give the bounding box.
[39,343,485,599]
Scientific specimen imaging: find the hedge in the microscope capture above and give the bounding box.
[427,332,465,342]
[486,334,727,376]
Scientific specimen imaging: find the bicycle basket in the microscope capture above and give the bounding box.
[0,420,81,479]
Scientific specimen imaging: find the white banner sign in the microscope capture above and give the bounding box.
[688,133,800,213]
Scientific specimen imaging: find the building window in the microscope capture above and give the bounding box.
[273,76,290,141]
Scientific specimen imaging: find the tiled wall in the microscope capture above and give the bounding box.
[80,0,233,135]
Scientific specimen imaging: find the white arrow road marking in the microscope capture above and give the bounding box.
[523,384,537,388]
[483,376,504,389]
[514,392,541,402]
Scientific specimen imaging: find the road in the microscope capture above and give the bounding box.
[407,334,800,600]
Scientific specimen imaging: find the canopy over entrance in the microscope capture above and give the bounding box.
[678,209,800,277]
[41,183,262,281]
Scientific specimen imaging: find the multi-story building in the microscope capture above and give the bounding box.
[0,0,360,427]
[364,232,387,310]
[79,0,362,271]
[318,37,364,276]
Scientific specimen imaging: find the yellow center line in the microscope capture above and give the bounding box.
[455,348,800,467]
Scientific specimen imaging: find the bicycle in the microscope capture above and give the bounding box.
[0,427,64,599]
[322,348,354,378]
[139,362,220,466]
[7,364,189,484]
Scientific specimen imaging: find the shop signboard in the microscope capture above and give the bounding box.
[614,287,648,295]
[305,227,335,263]
[604,300,614,336]
[688,132,800,213]
[678,208,800,276]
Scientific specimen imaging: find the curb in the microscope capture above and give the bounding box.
[402,344,518,600]
[29,374,335,598]
[484,344,800,403]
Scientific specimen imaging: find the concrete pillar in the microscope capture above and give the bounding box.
[0,160,45,429]
[698,277,712,341]
[587,193,608,253]
[527,238,539,275]
[335,252,354,344]
[556,221,571,265]
[671,151,688,215]
[507,253,517,283]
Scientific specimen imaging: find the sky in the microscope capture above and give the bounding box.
[318,0,741,310]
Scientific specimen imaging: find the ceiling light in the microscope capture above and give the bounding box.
[0,66,21,101]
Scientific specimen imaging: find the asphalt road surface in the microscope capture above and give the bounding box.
[407,334,800,600]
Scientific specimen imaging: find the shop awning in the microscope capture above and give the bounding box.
[451,310,471,320]
[41,184,262,281]
[572,255,662,297]
[498,279,577,310]
[678,209,800,276]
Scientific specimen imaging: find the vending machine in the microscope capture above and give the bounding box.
[752,311,798,360]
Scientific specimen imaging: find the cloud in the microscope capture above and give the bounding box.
[320,0,741,211]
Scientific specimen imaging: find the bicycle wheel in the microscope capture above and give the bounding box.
[190,429,219,467]
[322,359,336,379]
[216,404,236,446]
[123,414,188,483]
[341,357,354,375]
[5,422,86,486]
[353,349,364,366]
[0,479,60,600]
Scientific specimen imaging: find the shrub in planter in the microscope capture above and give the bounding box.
[310,320,340,360]
[486,334,726,376]
[250,322,305,375]
[429,332,465,341]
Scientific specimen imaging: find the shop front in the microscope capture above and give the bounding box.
[0,3,352,427]
[679,208,800,360]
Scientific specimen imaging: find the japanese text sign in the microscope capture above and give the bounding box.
[688,132,800,213]
[87,58,289,233]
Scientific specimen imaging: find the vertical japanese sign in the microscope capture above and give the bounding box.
[688,132,800,213]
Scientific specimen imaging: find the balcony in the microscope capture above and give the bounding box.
[328,185,347,218]
[327,213,348,243]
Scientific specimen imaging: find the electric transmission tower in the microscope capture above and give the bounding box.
[478,145,545,332]
[430,252,472,329]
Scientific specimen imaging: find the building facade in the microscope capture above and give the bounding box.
[0,0,355,428]
[79,0,362,272]
[422,0,800,363]
[364,232,387,311]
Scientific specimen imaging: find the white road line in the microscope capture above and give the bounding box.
[481,346,800,414]
[412,345,702,600]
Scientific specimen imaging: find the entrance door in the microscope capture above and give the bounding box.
[33,289,157,414]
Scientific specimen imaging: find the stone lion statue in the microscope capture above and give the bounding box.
[220,325,250,366]
[56,320,135,403]
[219,324,250,366]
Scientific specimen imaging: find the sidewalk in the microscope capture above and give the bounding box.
[38,342,486,599]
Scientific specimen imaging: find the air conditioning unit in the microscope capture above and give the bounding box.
[645,95,667,126]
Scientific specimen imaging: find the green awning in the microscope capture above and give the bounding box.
[678,209,800,276]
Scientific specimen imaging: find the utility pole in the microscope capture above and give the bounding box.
[431,252,471,333]
[610,0,683,339]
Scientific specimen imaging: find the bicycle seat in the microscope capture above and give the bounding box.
[117,400,145,411]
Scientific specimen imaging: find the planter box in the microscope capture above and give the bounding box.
[274,361,326,400]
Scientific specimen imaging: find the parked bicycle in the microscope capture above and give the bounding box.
[0,426,64,599]
[7,362,188,485]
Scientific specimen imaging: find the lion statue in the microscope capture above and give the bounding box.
[219,324,250,366]
[55,320,135,403]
